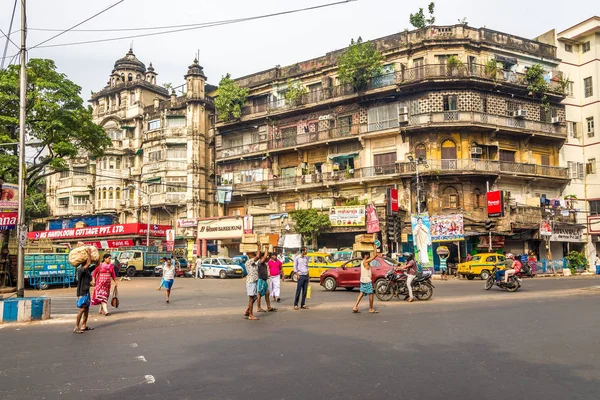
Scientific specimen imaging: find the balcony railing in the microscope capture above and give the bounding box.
[54,204,94,216]
[141,160,188,173]
[145,192,188,205]
[57,176,93,188]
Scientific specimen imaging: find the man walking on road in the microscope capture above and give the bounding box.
[195,256,204,279]
[74,249,93,334]
[244,250,262,321]
[293,247,310,310]
[353,244,379,314]
[268,253,283,302]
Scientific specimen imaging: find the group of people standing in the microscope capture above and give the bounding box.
[244,251,284,320]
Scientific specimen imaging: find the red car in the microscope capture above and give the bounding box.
[319,256,398,291]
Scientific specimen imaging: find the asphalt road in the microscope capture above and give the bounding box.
[2,278,599,400]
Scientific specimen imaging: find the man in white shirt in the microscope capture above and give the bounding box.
[161,258,176,303]
[195,257,204,279]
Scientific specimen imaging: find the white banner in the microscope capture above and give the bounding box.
[197,218,244,240]
[177,218,198,228]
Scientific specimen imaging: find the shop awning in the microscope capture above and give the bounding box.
[135,149,143,155]
[144,177,162,184]
[328,152,358,160]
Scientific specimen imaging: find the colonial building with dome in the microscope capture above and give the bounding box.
[44,50,216,258]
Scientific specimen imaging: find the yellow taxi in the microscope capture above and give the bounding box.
[282,252,344,281]
[457,253,507,280]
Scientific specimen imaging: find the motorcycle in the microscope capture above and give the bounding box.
[484,266,522,292]
[375,268,435,301]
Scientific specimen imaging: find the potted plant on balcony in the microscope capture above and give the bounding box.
[285,80,308,107]
[446,56,465,76]
[525,64,551,111]
[484,59,499,81]
[338,37,383,92]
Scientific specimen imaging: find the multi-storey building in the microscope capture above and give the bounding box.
[44,50,215,256]
[215,25,571,263]
[536,17,600,268]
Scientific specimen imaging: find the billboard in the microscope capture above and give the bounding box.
[177,218,198,228]
[430,214,465,242]
[0,182,18,210]
[0,212,17,230]
[486,190,504,218]
[329,206,366,227]
[411,213,432,269]
[197,218,244,240]
[540,220,552,237]
[366,203,381,233]
[387,188,399,214]
[27,223,172,240]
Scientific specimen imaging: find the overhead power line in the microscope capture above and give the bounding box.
[0,0,18,69]
[30,0,357,49]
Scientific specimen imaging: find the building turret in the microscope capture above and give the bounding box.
[145,62,157,85]
[184,58,206,100]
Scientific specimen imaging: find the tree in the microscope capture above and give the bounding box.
[409,2,436,29]
[0,58,110,188]
[525,64,551,111]
[214,74,249,121]
[337,37,383,91]
[284,79,308,106]
[290,209,331,249]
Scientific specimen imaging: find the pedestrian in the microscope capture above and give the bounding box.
[268,253,283,302]
[195,256,204,279]
[293,247,310,310]
[466,253,473,262]
[352,244,379,314]
[256,252,277,313]
[399,252,417,302]
[157,257,167,290]
[91,253,118,316]
[161,258,175,303]
[439,253,449,280]
[595,255,600,273]
[74,249,93,334]
[244,250,261,321]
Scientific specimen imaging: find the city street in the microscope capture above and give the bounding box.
[1,277,599,400]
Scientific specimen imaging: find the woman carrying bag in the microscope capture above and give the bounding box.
[91,253,118,316]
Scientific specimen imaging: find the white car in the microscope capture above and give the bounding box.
[199,257,244,279]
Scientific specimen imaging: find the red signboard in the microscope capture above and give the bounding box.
[0,212,17,230]
[387,188,399,214]
[27,223,172,240]
[83,239,135,249]
[486,190,504,218]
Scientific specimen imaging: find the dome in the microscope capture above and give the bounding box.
[113,49,146,74]
[185,58,206,78]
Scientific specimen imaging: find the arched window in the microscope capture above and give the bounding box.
[441,140,457,170]
[109,157,115,169]
[472,188,482,209]
[128,73,133,82]
[121,74,125,82]
[129,188,135,200]
[415,143,426,159]
[115,187,121,200]
[443,186,459,209]
[116,157,121,170]
[136,74,141,80]
[102,188,107,200]
[103,158,108,170]
[108,187,114,200]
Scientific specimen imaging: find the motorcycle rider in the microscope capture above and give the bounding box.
[399,252,417,302]
[504,253,523,283]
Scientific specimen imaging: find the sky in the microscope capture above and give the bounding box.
[0,0,597,102]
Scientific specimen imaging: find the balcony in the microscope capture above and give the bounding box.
[54,204,94,217]
[144,128,187,143]
[141,160,188,174]
[57,176,93,189]
[405,111,566,139]
[147,192,188,205]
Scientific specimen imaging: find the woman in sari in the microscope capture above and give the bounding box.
[92,253,118,316]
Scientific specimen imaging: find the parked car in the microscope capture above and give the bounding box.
[457,253,506,280]
[319,256,397,291]
[198,257,245,279]
[281,252,345,282]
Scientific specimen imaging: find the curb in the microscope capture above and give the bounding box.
[0,297,51,324]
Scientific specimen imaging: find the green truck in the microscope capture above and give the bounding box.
[117,247,172,277]
[24,253,75,290]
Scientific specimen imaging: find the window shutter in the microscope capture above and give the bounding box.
[215,135,222,147]
[577,162,585,179]
[568,161,576,178]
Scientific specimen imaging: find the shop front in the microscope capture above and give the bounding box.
[196,217,244,258]
[547,224,586,260]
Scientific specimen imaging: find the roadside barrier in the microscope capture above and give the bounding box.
[0,297,51,323]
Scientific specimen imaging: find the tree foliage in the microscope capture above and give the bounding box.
[337,37,383,91]
[409,2,436,29]
[284,79,308,106]
[215,74,249,121]
[0,58,110,188]
[525,64,550,111]
[565,250,587,274]
[290,209,331,248]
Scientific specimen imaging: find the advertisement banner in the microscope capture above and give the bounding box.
[477,235,505,249]
[366,203,381,233]
[540,220,552,236]
[197,218,244,240]
[83,239,135,249]
[165,229,175,251]
[329,206,366,227]
[243,215,253,234]
[411,213,433,270]
[0,182,18,210]
[27,223,172,240]
[550,228,583,243]
[486,190,504,218]
[177,218,198,228]
[0,212,17,230]
[430,214,464,242]
[387,188,399,214]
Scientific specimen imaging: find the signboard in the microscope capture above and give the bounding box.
[366,203,380,233]
[197,218,243,240]
[477,235,505,249]
[550,228,584,243]
[177,218,198,228]
[410,213,432,270]
[27,223,172,240]
[165,229,175,251]
[430,214,464,242]
[83,239,135,249]
[329,206,366,227]
[0,182,18,210]
[540,220,552,236]
[0,212,17,230]
[486,190,504,218]
[243,215,253,234]
[387,188,399,214]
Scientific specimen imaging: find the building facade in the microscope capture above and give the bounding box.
[44,50,216,256]
[215,25,570,264]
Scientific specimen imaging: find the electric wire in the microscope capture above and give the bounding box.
[0,0,19,70]
[30,0,357,49]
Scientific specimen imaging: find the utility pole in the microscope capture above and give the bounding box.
[415,161,421,214]
[16,0,27,298]
[486,180,492,253]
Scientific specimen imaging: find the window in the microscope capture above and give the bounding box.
[136,74,141,80]
[373,152,397,174]
[73,196,88,205]
[115,157,121,170]
[567,81,574,97]
[102,188,107,200]
[443,95,458,111]
[568,162,585,179]
[59,170,70,178]
[166,177,187,192]
[281,167,296,178]
[567,121,579,138]
[587,117,595,137]
[565,43,573,53]
[241,169,263,183]
[338,116,352,135]
[73,167,86,176]
[486,256,496,263]
[129,188,135,200]
[582,41,590,53]
[166,116,186,127]
[442,186,459,209]
[148,150,163,162]
[584,77,593,98]
[472,188,483,209]
[128,73,132,82]
[284,202,296,212]
[58,198,69,207]
[413,58,424,79]
[541,154,550,166]
[369,260,382,267]
[587,158,596,175]
[166,146,187,159]
[499,150,516,163]
[108,188,114,200]
[148,119,161,130]
[103,158,108,170]
[367,103,398,131]
[410,99,420,115]
[372,64,395,88]
[590,200,600,216]
[148,183,163,194]
[415,144,426,159]
[108,157,115,169]
[115,188,121,200]
[108,129,123,140]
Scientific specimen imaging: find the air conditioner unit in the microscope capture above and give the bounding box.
[398,106,408,115]
[471,147,483,155]
[398,114,409,124]
[514,109,527,118]
[551,116,565,124]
